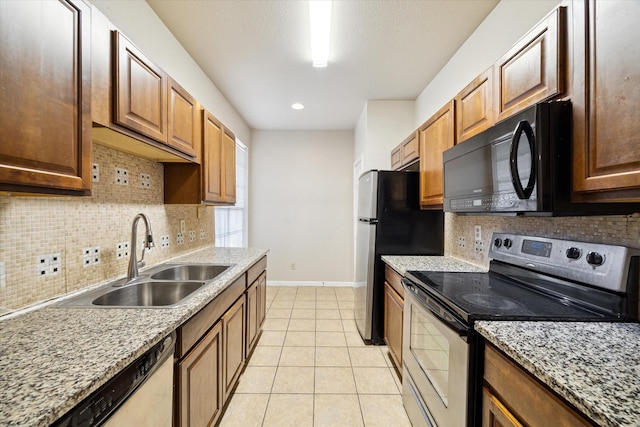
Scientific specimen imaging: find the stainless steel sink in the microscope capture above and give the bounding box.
[150,264,231,281]
[91,281,205,307]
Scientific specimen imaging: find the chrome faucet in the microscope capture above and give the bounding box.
[124,213,154,284]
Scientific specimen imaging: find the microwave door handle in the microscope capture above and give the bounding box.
[509,120,536,199]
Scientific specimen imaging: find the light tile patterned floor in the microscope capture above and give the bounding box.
[219,286,412,427]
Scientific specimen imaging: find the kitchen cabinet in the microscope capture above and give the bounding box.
[455,67,493,143]
[0,0,92,195]
[493,7,566,123]
[177,322,223,427]
[164,109,236,205]
[222,296,246,402]
[383,265,404,374]
[246,256,267,356]
[570,0,640,202]
[246,279,259,355]
[390,131,420,170]
[168,77,199,159]
[483,343,592,427]
[419,100,455,209]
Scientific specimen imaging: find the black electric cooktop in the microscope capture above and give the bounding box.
[405,270,618,324]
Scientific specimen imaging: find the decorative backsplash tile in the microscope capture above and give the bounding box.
[0,144,215,314]
[445,212,640,267]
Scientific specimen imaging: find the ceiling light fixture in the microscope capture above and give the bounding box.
[291,103,305,110]
[309,0,332,67]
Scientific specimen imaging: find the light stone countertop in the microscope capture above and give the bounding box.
[381,255,487,275]
[476,321,640,427]
[0,246,268,427]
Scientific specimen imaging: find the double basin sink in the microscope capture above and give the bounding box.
[57,263,232,308]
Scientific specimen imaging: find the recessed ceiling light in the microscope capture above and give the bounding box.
[309,1,331,67]
[291,103,305,110]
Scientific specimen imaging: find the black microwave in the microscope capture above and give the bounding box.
[443,101,638,216]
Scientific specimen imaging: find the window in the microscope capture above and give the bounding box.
[215,140,248,247]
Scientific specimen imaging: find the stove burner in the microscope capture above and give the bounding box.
[459,293,523,311]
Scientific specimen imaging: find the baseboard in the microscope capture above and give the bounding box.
[267,280,356,288]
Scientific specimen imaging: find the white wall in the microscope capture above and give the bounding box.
[354,100,415,172]
[89,0,251,144]
[249,130,354,283]
[415,0,560,124]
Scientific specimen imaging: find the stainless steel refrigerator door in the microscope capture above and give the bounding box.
[354,218,377,342]
[358,171,378,220]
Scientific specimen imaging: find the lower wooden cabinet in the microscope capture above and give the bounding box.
[383,265,404,372]
[177,322,223,427]
[222,296,246,402]
[246,270,267,355]
[483,343,593,427]
[257,271,267,329]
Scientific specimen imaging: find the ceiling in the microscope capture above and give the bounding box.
[146,0,499,131]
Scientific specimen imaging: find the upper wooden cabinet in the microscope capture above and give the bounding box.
[390,131,420,170]
[419,100,456,208]
[570,0,640,202]
[114,31,168,143]
[164,109,236,205]
[494,7,566,122]
[168,77,199,159]
[0,0,92,195]
[455,68,494,143]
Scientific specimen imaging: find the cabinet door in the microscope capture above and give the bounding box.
[202,110,224,203]
[455,68,493,143]
[571,0,640,201]
[114,31,168,143]
[482,388,523,427]
[246,280,259,355]
[168,77,198,158]
[419,100,455,208]
[494,7,566,122]
[401,131,420,166]
[178,321,223,427]
[390,145,402,170]
[383,282,403,371]
[223,296,246,402]
[0,0,91,194]
[257,271,267,328]
[222,128,236,204]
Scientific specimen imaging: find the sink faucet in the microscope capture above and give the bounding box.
[124,213,154,284]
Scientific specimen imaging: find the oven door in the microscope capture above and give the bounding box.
[402,279,470,427]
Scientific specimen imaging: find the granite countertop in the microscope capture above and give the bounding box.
[381,255,487,275]
[476,321,640,427]
[0,246,268,427]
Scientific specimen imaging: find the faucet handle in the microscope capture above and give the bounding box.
[146,234,154,249]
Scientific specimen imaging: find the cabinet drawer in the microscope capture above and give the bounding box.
[177,274,246,358]
[247,256,267,286]
[484,344,592,426]
[384,264,404,299]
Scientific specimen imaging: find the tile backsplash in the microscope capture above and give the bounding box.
[0,143,214,314]
[445,212,640,267]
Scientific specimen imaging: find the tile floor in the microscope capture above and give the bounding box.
[218,285,412,427]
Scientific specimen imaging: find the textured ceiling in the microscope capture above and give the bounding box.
[146,0,499,130]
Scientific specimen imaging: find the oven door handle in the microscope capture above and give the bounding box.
[402,279,469,338]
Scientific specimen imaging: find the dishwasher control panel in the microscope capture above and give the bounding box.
[52,332,175,427]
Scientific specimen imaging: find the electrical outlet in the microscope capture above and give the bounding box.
[115,168,129,186]
[0,261,5,288]
[474,225,482,242]
[36,253,62,278]
[188,230,196,243]
[475,240,484,252]
[290,263,296,270]
[200,229,206,240]
[92,163,99,182]
[139,173,151,188]
[82,247,101,267]
[160,235,170,249]
[116,241,130,259]
[176,233,184,245]
[458,237,466,248]
[180,220,186,234]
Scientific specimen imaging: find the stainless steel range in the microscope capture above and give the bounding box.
[401,233,640,427]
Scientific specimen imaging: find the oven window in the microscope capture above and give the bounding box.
[410,306,449,406]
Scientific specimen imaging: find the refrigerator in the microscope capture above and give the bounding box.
[354,170,444,344]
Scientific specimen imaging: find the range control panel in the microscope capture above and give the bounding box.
[489,233,640,293]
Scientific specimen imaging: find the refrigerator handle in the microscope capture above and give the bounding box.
[358,218,378,224]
